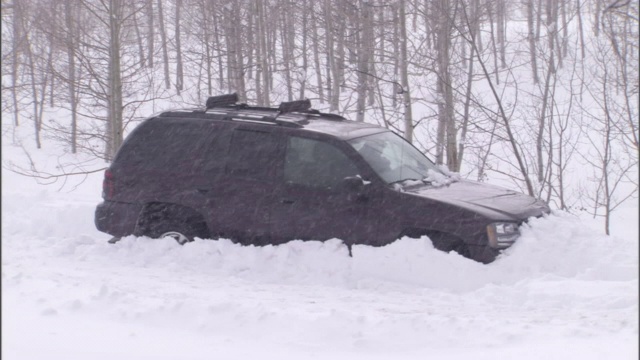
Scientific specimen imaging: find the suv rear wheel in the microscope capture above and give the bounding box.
[135,203,209,245]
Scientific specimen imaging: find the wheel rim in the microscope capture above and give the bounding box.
[160,231,190,245]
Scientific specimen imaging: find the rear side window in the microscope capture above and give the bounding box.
[115,120,211,172]
[284,136,359,189]
[226,129,280,180]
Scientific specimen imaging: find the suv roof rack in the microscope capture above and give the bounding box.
[206,93,239,109]
[200,93,345,127]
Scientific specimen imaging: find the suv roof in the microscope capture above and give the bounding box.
[155,93,387,140]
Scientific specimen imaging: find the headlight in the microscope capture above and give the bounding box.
[487,222,520,248]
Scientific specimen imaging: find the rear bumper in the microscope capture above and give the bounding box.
[95,201,142,237]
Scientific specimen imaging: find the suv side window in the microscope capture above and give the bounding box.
[115,120,209,172]
[226,129,279,180]
[284,136,359,189]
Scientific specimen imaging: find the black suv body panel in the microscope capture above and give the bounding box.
[95,98,550,263]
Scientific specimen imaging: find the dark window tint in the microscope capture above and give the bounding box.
[284,136,359,188]
[201,125,232,174]
[226,129,279,180]
[115,120,210,172]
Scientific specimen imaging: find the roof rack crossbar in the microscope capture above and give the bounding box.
[206,93,239,109]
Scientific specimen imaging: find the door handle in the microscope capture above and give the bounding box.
[197,188,210,194]
[281,199,295,204]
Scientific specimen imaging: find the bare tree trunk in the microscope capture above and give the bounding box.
[487,2,500,84]
[65,1,78,153]
[458,0,479,170]
[356,0,371,122]
[299,0,308,100]
[47,5,57,107]
[392,3,399,108]
[107,0,124,161]
[258,0,269,105]
[157,0,170,89]
[325,0,338,111]
[233,1,246,102]
[133,6,145,68]
[594,0,601,36]
[399,0,413,143]
[497,0,506,69]
[527,0,539,83]
[575,0,585,59]
[253,1,262,104]
[11,1,22,126]
[535,0,543,40]
[146,0,154,68]
[246,7,254,81]
[25,36,42,149]
[280,3,293,101]
[311,5,324,103]
[439,0,457,170]
[202,0,213,95]
[213,5,224,89]
[175,0,183,94]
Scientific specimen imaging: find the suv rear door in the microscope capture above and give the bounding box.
[199,125,283,245]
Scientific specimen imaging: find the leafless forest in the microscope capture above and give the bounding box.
[1,0,638,232]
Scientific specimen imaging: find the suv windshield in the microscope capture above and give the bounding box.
[348,131,444,185]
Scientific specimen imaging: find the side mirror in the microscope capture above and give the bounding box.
[341,175,365,192]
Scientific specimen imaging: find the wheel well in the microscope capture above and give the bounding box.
[399,228,467,254]
[134,202,210,239]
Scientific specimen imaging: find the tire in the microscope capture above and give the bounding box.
[135,204,209,245]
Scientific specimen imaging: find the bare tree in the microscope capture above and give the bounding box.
[157,0,170,89]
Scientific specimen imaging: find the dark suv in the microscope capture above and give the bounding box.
[95,93,550,263]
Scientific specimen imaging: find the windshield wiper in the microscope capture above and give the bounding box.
[389,178,426,187]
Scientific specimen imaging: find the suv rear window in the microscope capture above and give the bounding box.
[115,120,210,172]
[226,129,280,180]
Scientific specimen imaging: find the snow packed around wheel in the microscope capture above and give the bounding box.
[2,136,638,359]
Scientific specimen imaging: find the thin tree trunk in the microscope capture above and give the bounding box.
[25,38,42,149]
[175,0,183,94]
[458,2,477,170]
[487,2,500,84]
[157,0,170,89]
[11,0,22,126]
[356,0,370,122]
[65,1,78,153]
[133,7,146,67]
[258,0,269,105]
[213,4,224,89]
[107,0,124,160]
[311,6,324,103]
[299,0,308,100]
[399,0,413,143]
[147,0,154,68]
[497,0,506,69]
[527,0,539,83]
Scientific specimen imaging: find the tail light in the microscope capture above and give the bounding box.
[102,169,115,199]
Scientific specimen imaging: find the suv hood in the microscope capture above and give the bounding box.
[404,180,550,221]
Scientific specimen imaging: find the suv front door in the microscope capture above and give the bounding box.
[271,135,381,248]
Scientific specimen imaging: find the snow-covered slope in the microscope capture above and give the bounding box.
[2,139,638,359]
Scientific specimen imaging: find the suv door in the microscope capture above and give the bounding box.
[271,134,382,247]
[199,125,283,245]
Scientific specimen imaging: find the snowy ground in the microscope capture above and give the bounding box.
[2,138,638,359]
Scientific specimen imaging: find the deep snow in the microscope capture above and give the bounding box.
[2,138,638,359]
